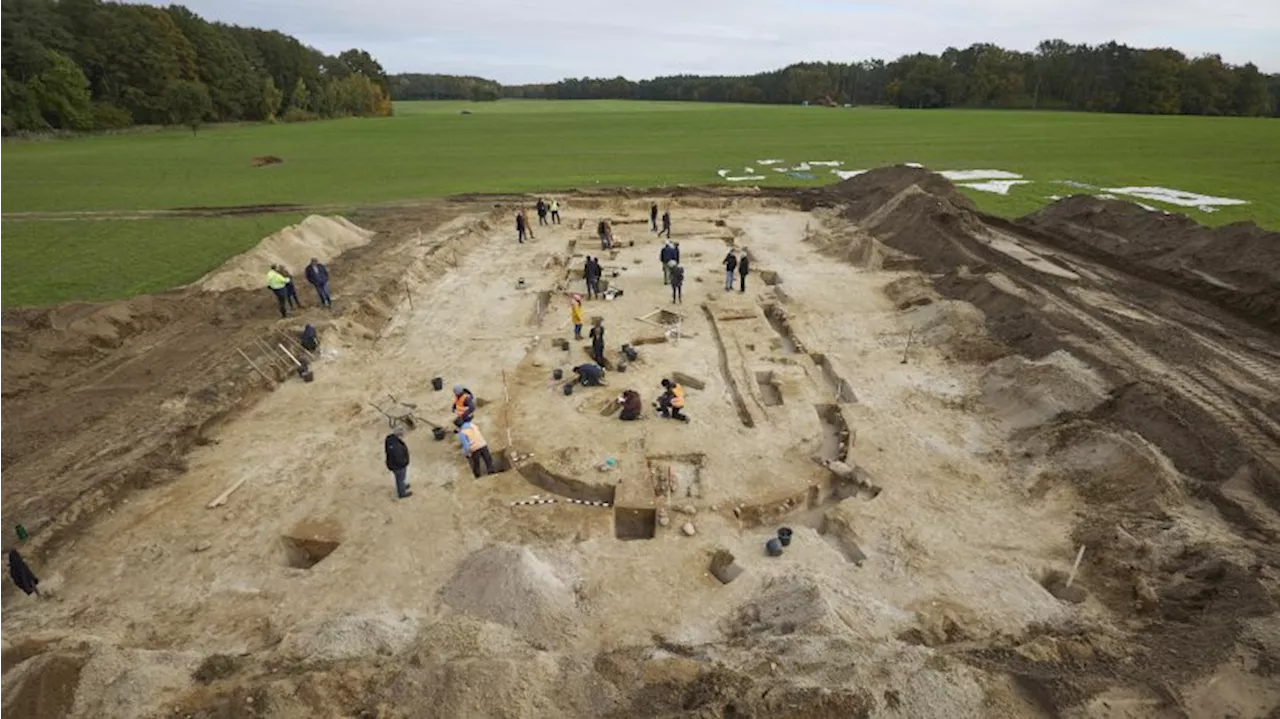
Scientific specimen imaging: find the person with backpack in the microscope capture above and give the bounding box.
[669,261,685,304]
[384,426,412,499]
[304,258,332,308]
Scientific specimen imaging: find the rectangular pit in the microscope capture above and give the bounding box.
[614,507,657,540]
[755,371,784,407]
[810,353,857,404]
[647,454,705,499]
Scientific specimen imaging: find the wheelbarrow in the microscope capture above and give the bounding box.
[369,394,439,432]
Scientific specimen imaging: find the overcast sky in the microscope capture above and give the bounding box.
[163,0,1279,83]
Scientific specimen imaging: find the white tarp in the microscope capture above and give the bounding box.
[939,170,1023,181]
[1103,186,1247,210]
[959,180,1031,195]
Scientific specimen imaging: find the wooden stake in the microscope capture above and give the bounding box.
[900,327,914,364]
[1065,545,1086,588]
[236,347,274,385]
[207,477,248,508]
[405,280,414,310]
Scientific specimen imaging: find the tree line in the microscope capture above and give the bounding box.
[394,40,1279,117]
[2,0,393,134]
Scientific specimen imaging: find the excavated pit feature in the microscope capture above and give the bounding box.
[516,462,616,504]
[810,352,857,404]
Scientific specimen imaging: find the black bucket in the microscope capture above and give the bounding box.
[432,377,444,391]
[563,383,574,396]
[432,427,446,441]
[777,527,793,547]
[765,538,784,557]
[553,369,563,380]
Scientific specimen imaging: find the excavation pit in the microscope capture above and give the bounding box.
[648,454,705,499]
[810,353,857,404]
[280,534,341,570]
[614,507,657,540]
[755,371,784,406]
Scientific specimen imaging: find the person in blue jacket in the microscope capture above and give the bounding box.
[660,241,678,285]
[305,258,332,308]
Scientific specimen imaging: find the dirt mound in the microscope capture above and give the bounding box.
[979,351,1111,432]
[277,614,421,663]
[2,643,199,719]
[195,215,375,292]
[1022,196,1280,330]
[438,545,580,647]
[1019,421,1183,509]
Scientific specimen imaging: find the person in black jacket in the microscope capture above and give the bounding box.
[660,211,672,238]
[584,256,602,299]
[650,202,659,232]
[7,549,39,596]
[573,362,605,386]
[660,241,677,285]
[589,318,606,366]
[723,250,738,291]
[384,426,412,499]
[536,199,548,225]
[669,261,685,304]
[738,249,750,292]
[516,211,528,243]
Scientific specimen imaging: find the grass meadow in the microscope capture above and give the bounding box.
[3,100,1278,305]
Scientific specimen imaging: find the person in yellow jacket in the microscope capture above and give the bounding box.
[656,378,688,422]
[549,199,561,224]
[266,265,290,318]
[570,294,584,339]
[456,419,495,477]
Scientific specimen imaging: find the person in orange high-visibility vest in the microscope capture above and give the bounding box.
[655,378,688,422]
[456,419,494,477]
[451,385,476,425]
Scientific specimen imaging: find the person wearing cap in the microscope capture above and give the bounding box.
[304,257,332,308]
[384,426,412,499]
[451,385,476,425]
[570,294,585,339]
[659,241,678,285]
[456,419,495,478]
[266,265,290,318]
[669,260,685,304]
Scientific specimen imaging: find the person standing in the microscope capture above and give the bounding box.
[589,318,606,366]
[516,211,528,243]
[456,419,495,478]
[660,211,672,238]
[279,264,303,309]
[650,202,659,232]
[550,199,561,224]
[267,265,290,318]
[7,549,39,596]
[738,249,750,293]
[723,249,738,291]
[521,210,535,240]
[536,199,549,226]
[659,241,677,285]
[384,426,412,499]
[585,258,602,300]
[669,261,684,304]
[570,294,585,340]
[305,258,332,308]
[597,219,613,250]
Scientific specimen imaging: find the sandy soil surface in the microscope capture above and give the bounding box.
[3,169,1278,719]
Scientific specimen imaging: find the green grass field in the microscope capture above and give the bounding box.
[4,100,1278,306]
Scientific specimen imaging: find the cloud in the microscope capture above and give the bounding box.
[147,0,1280,82]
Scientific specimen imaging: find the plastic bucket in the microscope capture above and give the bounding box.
[777,527,793,547]
[765,538,784,557]
[553,369,563,380]
[432,427,446,441]
[432,377,444,391]
[563,383,574,396]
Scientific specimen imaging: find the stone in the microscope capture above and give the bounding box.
[677,505,697,516]
[681,522,697,537]
[192,541,212,553]
[656,508,670,527]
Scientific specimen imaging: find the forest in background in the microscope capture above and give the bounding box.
[395,41,1280,117]
[1,0,392,134]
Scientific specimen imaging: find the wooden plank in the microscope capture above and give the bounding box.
[207,477,248,509]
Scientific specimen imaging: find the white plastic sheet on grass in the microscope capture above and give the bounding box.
[939,170,1022,181]
[725,175,766,182]
[959,180,1030,195]
[1103,186,1247,211]
[757,159,784,165]
[904,162,924,168]
[832,169,868,180]
[807,160,843,167]
[717,169,729,178]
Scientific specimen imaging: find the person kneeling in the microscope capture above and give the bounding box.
[618,389,643,421]
[573,363,606,387]
[655,379,688,422]
[456,420,495,478]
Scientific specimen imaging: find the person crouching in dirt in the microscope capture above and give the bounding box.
[384,426,412,499]
[669,261,685,304]
[573,362,606,386]
[456,419,495,478]
[589,318,606,366]
[618,389,643,421]
[655,379,688,422]
[584,257,602,300]
[516,210,528,243]
[452,385,477,425]
[266,265,291,318]
[278,264,303,309]
[550,199,561,224]
[570,294,585,340]
[536,198,549,226]
[305,257,332,308]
